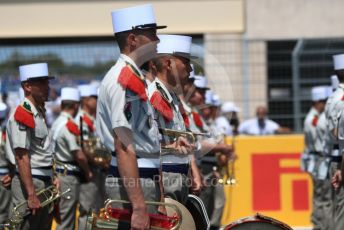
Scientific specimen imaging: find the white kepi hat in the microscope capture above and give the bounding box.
[221,101,240,113]
[111,4,166,33]
[212,94,221,107]
[333,54,344,70]
[311,86,328,102]
[0,102,7,119]
[194,75,210,90]
[78,84,98,97]
[157,34,195,59]
[61,87,80,102]
[19,63,54,82]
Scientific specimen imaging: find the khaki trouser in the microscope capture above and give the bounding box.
[0,176,12,224]
[162,172,189,205]
[105,176,161,215]
[311,177,333,230]
[330,161,344,230]
[11,175,53,230]
[55,175,81,230]
[78,168,106,230]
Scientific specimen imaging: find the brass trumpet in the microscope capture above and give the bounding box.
[86,199,183,230]
[159,128,210,155]
[5,185,71,229]
[82,137,112,169]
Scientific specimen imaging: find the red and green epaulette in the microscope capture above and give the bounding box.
[312,115,318,127]
[82,114,95,132]
[14,102,35,129]
[66,119,81,136]
[179,103,190,128]
[192,111,203,129]
[150,91,173,122]
[182,113,190,129]
[117,65,147,101]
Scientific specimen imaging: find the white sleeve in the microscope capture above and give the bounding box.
[107,83,132,130]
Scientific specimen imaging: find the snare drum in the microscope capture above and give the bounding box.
[225,213,293,230]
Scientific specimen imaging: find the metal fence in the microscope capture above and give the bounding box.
[1,36,344,133]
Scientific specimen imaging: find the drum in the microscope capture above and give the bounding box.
[224,213,293,230]
[185,194,210,230]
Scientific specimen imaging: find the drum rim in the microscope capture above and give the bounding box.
[224,213,293,230]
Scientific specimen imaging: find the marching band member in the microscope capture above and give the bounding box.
[6,63,58,230]
[51,87,92,230]
[148,34,195,204]
[96,4,191,229]
[0,102,13,224]
[303,86,331,230]
[75,84,105,229]
[330,54,344,230]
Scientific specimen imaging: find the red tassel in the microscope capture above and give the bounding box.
[82,115,95,132]
[14,105,35,129]
[150,92,174,122]
[66,120,80,136]
[192,112,203,129]
[118,66,147,101]
[342,95,344,101]
[312,115,318,127]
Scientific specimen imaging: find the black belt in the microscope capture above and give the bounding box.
[162,164,189,175]
[55,168,82,177]
[109,166,159,180]
[59,161,78,166]
[333,144,339,150]
[331,156,342,163]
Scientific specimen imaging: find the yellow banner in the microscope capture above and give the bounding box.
[222,135,312,228]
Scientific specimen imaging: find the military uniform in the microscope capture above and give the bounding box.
[313,112,334,230]
[52,111,82,230]
[148,78,190,204]
[7,97,54,230]
[96,54,161,213]
[324,83,344,230]
[181,97,225,228]
[74,108,105,230]
[0,127,12,224]
[304,104,333,230]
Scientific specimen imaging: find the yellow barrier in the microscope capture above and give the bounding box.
[222,134,312,228]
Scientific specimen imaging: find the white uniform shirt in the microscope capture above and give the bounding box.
[238,118,280,135]
[96,54,160,167]
[303,107,320,153]
[324,84,344,155]
[315,113,328,153]
[75,109,96,140]
[215,116,233,136]
[6,98,53,168]
[148,78,189,164]
[51,112,81,163]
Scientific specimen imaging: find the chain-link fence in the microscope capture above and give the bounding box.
[205,36,344,133]
[1,36,344,133]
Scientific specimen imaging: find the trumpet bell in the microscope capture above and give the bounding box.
[83,137,112,169]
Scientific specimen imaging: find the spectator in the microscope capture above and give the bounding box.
[238,106,291,135]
